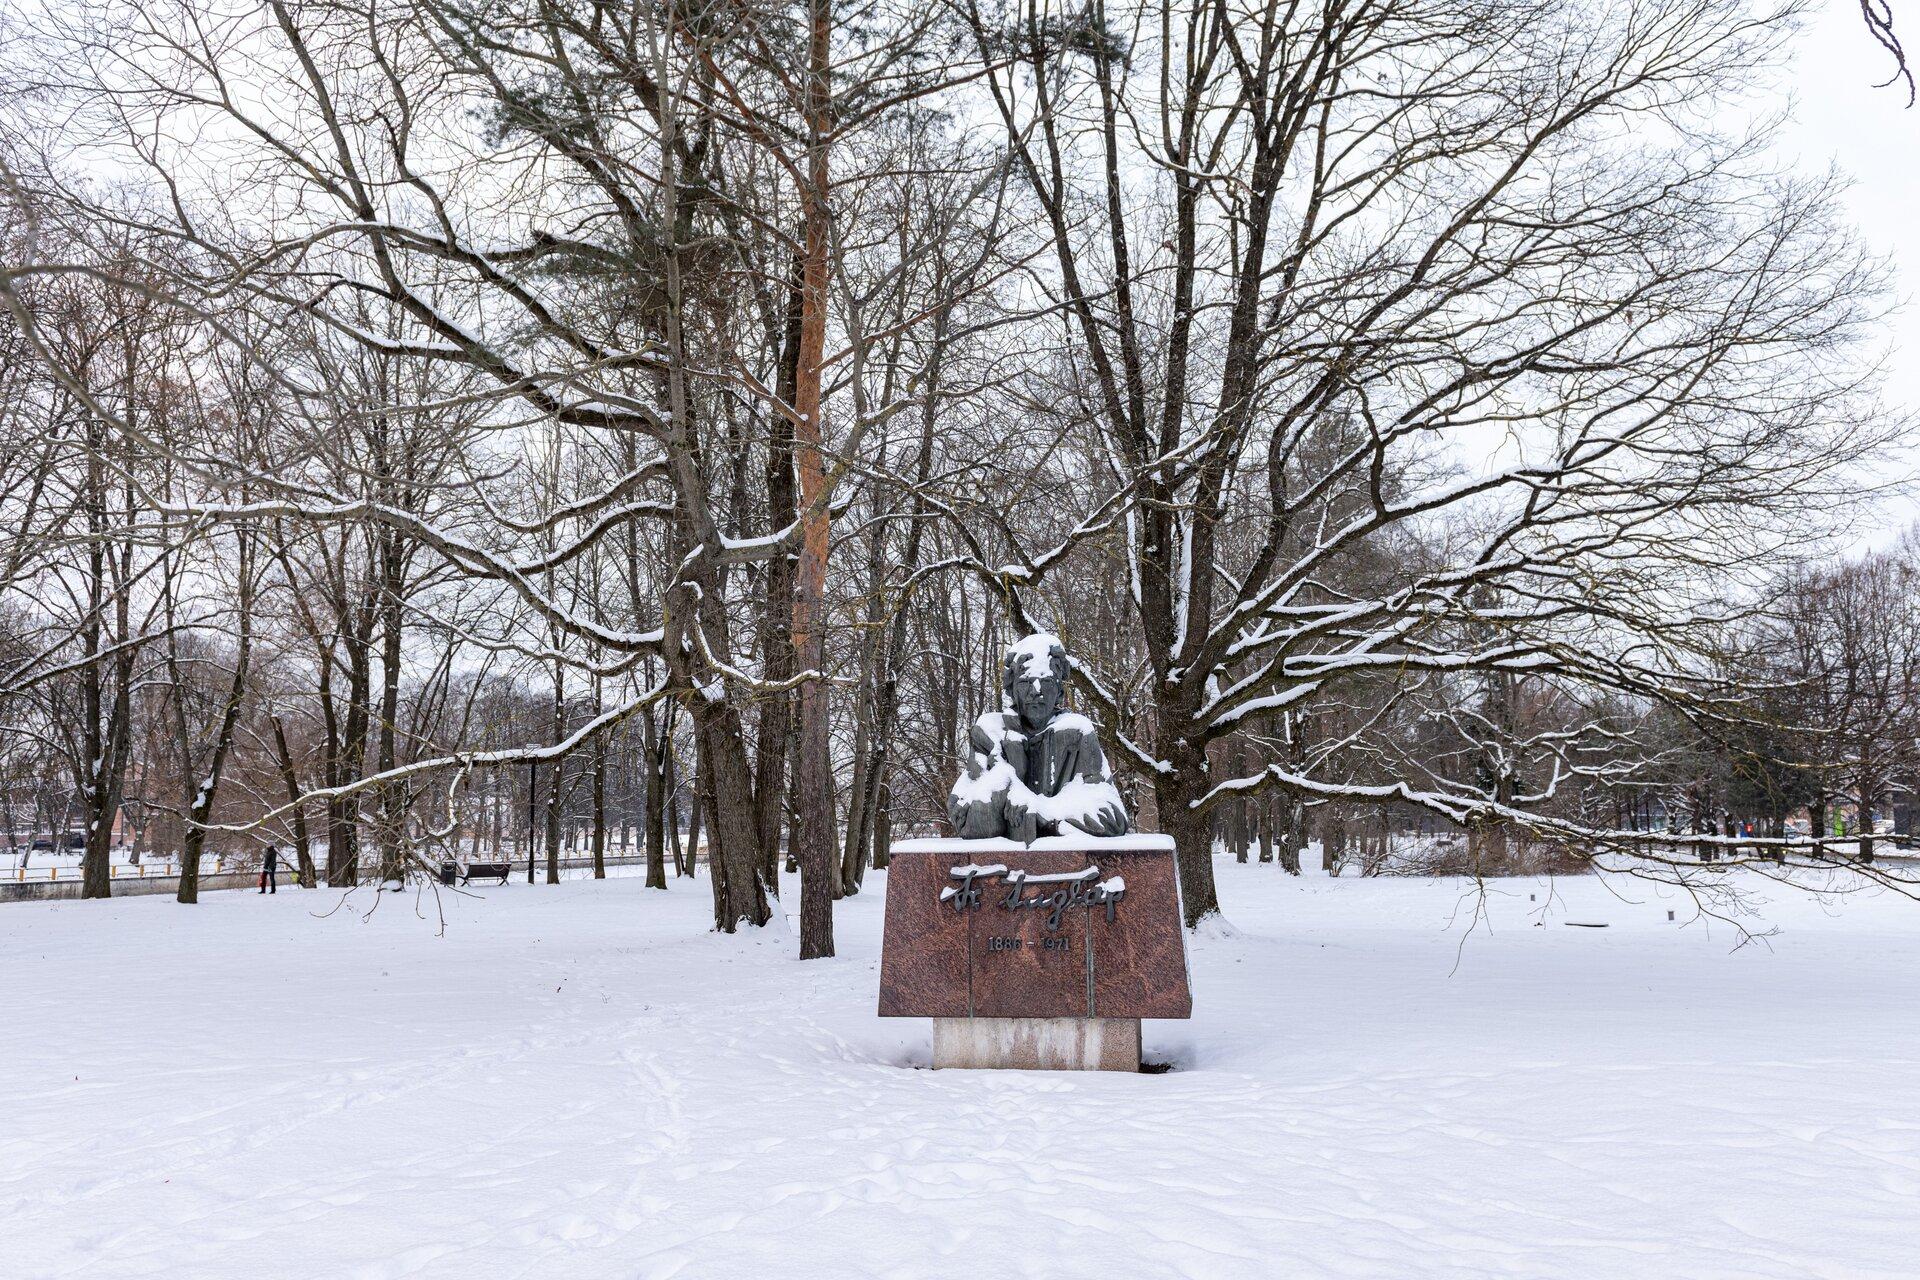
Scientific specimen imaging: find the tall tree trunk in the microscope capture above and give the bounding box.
[76,444,134,900]
[666,737,686,878]
[1157,735,1219,927]
[177,533,254,904]
[489,771,502,858]
[1226,741,1248,863]
[839,701,873,896]
[682,741,702,880]
[327,796,356,886]
[545,665,565,885]
[268,715,315,887]
[526,760,539,883]
[650,98,771,924]
[376,537,406,886]
[838,482,893,896]
[871,775,893,872]
[642,708,668,889]
[753,254,805,893]
[591,720,608,880]
[786,0,837,958]
[695,727,726,924]
[783,724,801,875]
[864,304,946,874]
[690,698,771,931]
[327,602,373,888]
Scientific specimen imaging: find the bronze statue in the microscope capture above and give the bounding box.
[948,633,1130,842]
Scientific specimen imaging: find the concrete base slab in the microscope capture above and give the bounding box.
[933,1016,1141,1071]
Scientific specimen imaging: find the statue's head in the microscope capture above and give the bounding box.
[1003,633,1069,733]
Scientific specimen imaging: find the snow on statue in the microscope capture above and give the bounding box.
[947,633,1130,842]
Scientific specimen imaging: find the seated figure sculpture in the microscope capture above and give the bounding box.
[947,633,1130,842]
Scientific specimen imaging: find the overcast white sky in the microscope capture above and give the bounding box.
[1783,0,1920,546]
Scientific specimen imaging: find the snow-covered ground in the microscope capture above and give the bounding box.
[4,859,1917,1279]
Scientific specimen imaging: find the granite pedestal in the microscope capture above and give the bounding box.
[878,835,1192,1071]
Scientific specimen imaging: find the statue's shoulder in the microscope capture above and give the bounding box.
[1048,711,1098,739]
[967,706,1029,744]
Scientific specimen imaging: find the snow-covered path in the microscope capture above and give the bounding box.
[4,861,1917,1279]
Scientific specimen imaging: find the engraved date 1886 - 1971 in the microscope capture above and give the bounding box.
[939,863,1126,932]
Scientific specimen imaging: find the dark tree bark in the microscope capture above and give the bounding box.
[545,664,565,885]
[789,0,838,959]
[74,418,137,900]
[689,696,771,931]
[753,253,804,894]
[526,760,539,883]
[176,531,254,905]
[591,721,607,880]
[375,529,408,887]
[268,715,315,887]
[325,593,373,889]
[641,707,668,888]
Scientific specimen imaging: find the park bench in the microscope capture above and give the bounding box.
[462,862,512,885]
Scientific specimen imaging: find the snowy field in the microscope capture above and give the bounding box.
[4,859,1918,1279]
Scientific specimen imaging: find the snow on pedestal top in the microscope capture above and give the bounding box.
[891,834,1174,855]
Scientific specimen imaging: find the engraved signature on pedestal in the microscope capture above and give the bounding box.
[938,863,1127,931]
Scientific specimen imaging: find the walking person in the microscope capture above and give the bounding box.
[259,844,279,894]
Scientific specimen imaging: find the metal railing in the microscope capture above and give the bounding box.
[11,860,193,882]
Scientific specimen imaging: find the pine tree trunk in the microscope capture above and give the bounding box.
[789,0,837,960]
